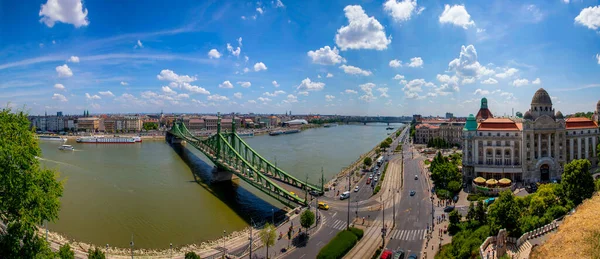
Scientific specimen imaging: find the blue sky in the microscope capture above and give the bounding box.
[1,0,600,116]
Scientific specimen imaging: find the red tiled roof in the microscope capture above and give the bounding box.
[416,123,439,129]
[477,118,521,131]
[476,108,493,120]
[565,117,598,129]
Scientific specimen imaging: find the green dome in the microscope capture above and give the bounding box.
[481,98,488,109]
[464,114,477,131]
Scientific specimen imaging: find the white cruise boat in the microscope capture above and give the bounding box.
[58,145,74,151]
[38,135,67,142]
[76,136,140,143]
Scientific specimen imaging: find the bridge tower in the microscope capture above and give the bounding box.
[216,112,221,160]
[231,112,236,151]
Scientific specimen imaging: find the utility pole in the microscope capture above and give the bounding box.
[381,195,385,249]
[130,234,134,259]
[393,189,396,228]
[347,174,351,230]
[249,219,254,259]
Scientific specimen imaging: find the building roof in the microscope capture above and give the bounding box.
[202,116,218,120]
[531,88,552,106]
[477,118,522,131]
[416,123,439,129]
[189,119,204,123]
[476,108,494,121]
[565,117,598,129]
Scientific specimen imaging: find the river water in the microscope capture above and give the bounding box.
[39,123,402,249]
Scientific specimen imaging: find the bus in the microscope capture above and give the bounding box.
[376,156,384,166]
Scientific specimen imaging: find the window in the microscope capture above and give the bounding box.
[488,133,491,136]
[516,133,519,137]
[506,133,509,136]
[535,107,537,111]
[479,132,482,136]
[497,133,500,136]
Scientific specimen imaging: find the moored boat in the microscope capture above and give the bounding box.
[58,145,74,151]
[238,132,255,137]
[283,129,300,134]
[76,136,139,143]
[269,131,283,136]
[38,135,67,142]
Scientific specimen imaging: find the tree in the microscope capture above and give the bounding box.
[259,223,276,259]
[363,157,373,167]
[449,210,461,225]
[475,200,486,224]
[447,181,462,194]
[58,243,75,259]
[487,191,521,236]
[143,122,158,131]
[0,109,64,257]
[562,159,595,206]
[184,251,201,259]
[379,141,390,149]
[466,202,476,221]
[300,210,315,234]
[87,247,106,259]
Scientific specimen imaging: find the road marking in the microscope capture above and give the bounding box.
[299,254,306,259]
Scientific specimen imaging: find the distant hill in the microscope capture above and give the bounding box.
[531,193,600,259]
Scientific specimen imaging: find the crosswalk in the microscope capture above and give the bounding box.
[327,219,348,230]
[388,229,426,241]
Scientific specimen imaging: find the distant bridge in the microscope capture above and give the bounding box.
[167,115,322,206]
[339,116,412,125]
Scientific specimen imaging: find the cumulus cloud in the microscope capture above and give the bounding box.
[345,89,358,94]
[532,78,541,85]
[402,79,435,99]
[39,0,89,28]
[383,0,420,23]
[481,78,498,84]
[85,93,101,100]
[233,92,242,99]
[325,95,336,101]
[136,40,143,48]
[436,74,459,85]
[162,86,177,95]
[67,56,79,63]
[263,90,286,97]
[511,78,529,87]
[448,45,494,79]
[99,91,114,97]
[272,80,280,87]
[182,82,210,95]
[237,81,251,88]
[389,59,402,68]
[54,83,65,90]
[207,94,229,101]
[120,81,128,86]
[462,77,475,84]
[227,43,241,57]
[575,6,600,31]
[495,68,519,79]
[377,87,389,98]
[335,5,391,50]
[257,97,272,103]
[254,62,268,71]
[55,64,73,77]
[285,94,298,103]
[473,89,490,95]
[297,91,309,96]
[275,0,285,8]
[340,65,372,76]
[296,78,325,91]
[439,4,475,29]
[157,69,197,83]
[326,73,334,78]
[219,80,234,89]
[408,57,423,67]
[307,46,345,65]
[596,53,600,64]
[256,7,264,14]
[393,74,405,80]
[358,83,377,102]
[52,93,68,102]
[208,49,222,59]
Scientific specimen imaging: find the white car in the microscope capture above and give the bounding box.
[354,186,360,192]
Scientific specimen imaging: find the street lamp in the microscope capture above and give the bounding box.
[272,209,275,225]
[222,230,227,258]
[130,234,134,259]
[170,243,172,258]
[106,244,109,256]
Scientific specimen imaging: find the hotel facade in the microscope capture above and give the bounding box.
[462,88,599,184]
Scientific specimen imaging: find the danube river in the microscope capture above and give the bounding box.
[39,123,402,249]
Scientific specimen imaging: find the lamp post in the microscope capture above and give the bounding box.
[106,244,109,256]
[346,174,351,230]
[130,235,134,259]
[272,209,275,225]
[170,243,172,258]
[223,230,226,258]
[381,195,385,249]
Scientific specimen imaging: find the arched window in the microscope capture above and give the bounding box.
[535,107,537,111]
[545,107,548,111]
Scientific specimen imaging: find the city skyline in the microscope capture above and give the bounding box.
[1,0,600,116]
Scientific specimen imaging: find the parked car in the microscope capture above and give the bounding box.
[443,206,455,212]
[407,254,418,259]
[393,250,405,259]
[380,250,393,259]
[354,186,360,192]
[309,190,322,196]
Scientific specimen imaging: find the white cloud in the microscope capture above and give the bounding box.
[326,73,334,78]
[208,49,222,59]
[575,6,600,31]
[85,93,101,100]
[325,95,336,102]
[257,97,272,103]
[55,64,73,77]
[219,80,234,89]
[181,83,210,95]
[237,81,251,88]
[272,80,280,87]
[340,65,372,76]
[254,62,268,71]
[532,78,541,85]
[511,78,529,87]
[562,0,569,3]
[67,56,79,63]
[345,89,358,94]
[120,81,128,86]
[233,92,242,99]
[162,86,177,95]
[393,74,405,80]
[389,59,402,68]
[402,79,435,99]
[448,45,494,79]
[136,40,143,48]
[207,94,229,102]
[247,100,257,104]
[335,5,391,51]
[52,93,68,102]
[525,5,544,23]
[481,78,498,84]
[383,0,419,23]
[359,83,377,102]
[473,89,490,95]
[54,83,65,90]
[276,0,285,8]
[462,77,476,84]
[226,43,241,57]
[297,91,309,96]
[436,74,459,85]
[307,46,345,65]
[256,7,264,14]
[296,78,325,91]
[285,94,298,103]
[495,68,519,79]
[596,53,600,64]
[175,93,189,99]
[39,0,89,28]
[157,69,197,83]
[98,91,114,97]
[439,4,475,29]
[377,87,389,98]
[407,57,424,67]
[237,37,243,46]
[263,90,286,97]
[243,68,250,73]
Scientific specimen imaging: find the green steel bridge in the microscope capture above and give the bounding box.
[166,115,323,207]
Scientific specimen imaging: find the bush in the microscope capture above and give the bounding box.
[373,185,381,195]
[184,251,201,259]
[348,227,364,240]
[317,230,359,259]
[371,246,383,259]
[87,247,106,259]
[58,244,75,259]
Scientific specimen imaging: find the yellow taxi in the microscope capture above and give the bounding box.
[318,202,330,210]
[290,191,296,196]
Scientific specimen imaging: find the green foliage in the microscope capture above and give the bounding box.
[371,246,383,259]
[0,108,64,257]
[379,141,390,149]
[363,157,372,167]
[435,189,452,200]
[447,181,462,194]
[427,137,450,149]
[435,224,490,259]
[571,111,594,119]
[395,144,402,152]
[595,179,600,192]
[348,227,363,240]
[259,223,277,256]
[449,210,461,225]
[316,230,359,259]
[300,210,315,232]
[475,200,487,224]
[466,202,476,221]
[562,159,595,206]
[373,185,381,195]
[429,151,462,199]
[87,247,106,259]
[309,118,342,125]
[58,243,75,259]
[184,251,201,259]
[487,191,522,236]
[467,193,491,202]
[143,122,158,131]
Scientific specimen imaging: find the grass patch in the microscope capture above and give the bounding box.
[373,163,389,195]
[424,160,431,165]
[317,229,360,259]
[467,193,493,202]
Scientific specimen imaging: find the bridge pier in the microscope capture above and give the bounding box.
[165,132,186,145]
[212,168,238,182]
